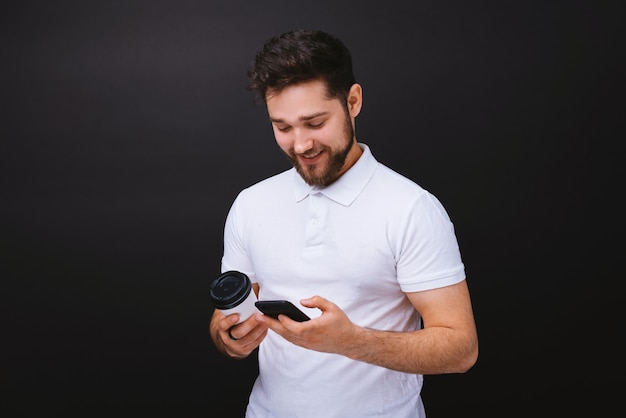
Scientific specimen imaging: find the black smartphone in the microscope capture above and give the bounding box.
[255,300,311,322]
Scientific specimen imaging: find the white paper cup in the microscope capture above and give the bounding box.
[209,271,259,324]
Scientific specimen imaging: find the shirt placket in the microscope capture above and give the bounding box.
[304,192,327,247]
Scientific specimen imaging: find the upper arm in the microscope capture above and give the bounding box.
[404,280,479,372]
[406,280,477,333]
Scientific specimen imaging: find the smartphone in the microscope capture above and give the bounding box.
[255,300,311,322]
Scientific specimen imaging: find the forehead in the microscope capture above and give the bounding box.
[266,79,339,120]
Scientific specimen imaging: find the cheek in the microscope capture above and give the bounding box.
[273,132,292,152]
[324,122,345,144]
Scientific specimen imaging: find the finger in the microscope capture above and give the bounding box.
[300,295,328,310]
[228,314,269,341]
[256,312,287,333]
[256,312,280,327]
[227,326,240,341]
[222,313,240,332]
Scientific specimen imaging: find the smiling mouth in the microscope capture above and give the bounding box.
[298,150,323,163]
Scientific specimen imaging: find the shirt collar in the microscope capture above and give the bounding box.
[293,143,378,206]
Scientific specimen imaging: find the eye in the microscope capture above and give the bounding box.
[275,125,291,132]
[308,121,324,129]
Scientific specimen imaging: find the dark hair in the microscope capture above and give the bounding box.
[247,29,356,103]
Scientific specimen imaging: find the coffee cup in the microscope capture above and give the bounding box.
[209,270,259,324]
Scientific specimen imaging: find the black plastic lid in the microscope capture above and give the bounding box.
[209,271,252,310]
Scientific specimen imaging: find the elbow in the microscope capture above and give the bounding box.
[457,339,479,373]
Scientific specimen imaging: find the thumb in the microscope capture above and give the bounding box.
[300,295,329,310]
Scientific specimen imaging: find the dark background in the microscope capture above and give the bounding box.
[2,1,623,417]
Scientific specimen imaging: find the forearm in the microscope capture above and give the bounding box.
[343,325,478,375]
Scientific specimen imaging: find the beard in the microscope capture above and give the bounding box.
[285,110,356,187]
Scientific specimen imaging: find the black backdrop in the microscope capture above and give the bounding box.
[2,1,623,417]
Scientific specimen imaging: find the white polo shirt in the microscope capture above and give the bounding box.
[222,143,465,418]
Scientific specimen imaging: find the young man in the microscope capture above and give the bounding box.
[209,29,478,417]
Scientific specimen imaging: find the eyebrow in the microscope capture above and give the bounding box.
[269,111,329,124]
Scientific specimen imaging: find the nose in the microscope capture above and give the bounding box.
[292,129,314,154]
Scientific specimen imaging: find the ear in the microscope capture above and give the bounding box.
[347,83,363,118]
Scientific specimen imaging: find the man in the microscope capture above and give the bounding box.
[209,29,478,417]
